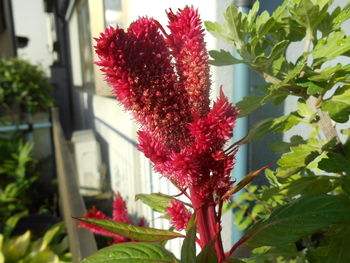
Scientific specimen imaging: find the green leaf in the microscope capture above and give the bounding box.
[321,85,350,123]
[290,0,328,34]
[280,175,339,197]
[247,1,259,27]
[277,144,319,169]
[204,21,234,46]
[135,193,175,214]
[297,99,314,118]
[39,223,63,252]
[236,95,269,117]
[308,64,344,82]
[323,225,350,263]
[196,239,217,263]
[180,222,196,263]
[243,195,350,247]
[223,4,245,50]
[322,101,350,123]
[246,114,301,142]
[313,32,350,66]
[341,176,350,196]
[3,230,31,262]
[276,61,306,87]
[318,153,350,174]
[81,242,178,263]
[76,218,184,242]
[332,2,350,30]
[255,11,274,37]
[225,259,246,263]
[208,50,243,66]
[270,135,305,154]
[3,210,28,239]
[22,249,60,263]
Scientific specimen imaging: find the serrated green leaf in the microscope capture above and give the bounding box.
[270,135,305,154]
[246,114,301,142]
[208,50,243,66]
[297,99,313,118]
[281,175,339,197]
[223,4,245,50]
[313,32,350,66]
[253,41,289,68]
[256,11,273,37]
[321,85,350,123]
[236,95,268,117]
[332,2,350,30]
[275,60,306,88]
[180,222,196,263]
[76,218,184,242]
[308,64,344,82]
[268,40,289,61]
[322,101,350,123]
[81,242,178,263]
[196,239,217,263]
[204,21,233,45]
[247,1,259,27]
[243,195,350,247]
[277,144,319,168]
[318,152,350,174]
[290,0,328,33]
[135,193,175,214]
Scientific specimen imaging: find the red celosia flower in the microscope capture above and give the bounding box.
[166,7,211,116]
[78,192,146,244]
[166,200,192,231]
[95,6,239,205]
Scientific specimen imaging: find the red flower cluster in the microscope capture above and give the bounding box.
[78,192,146,244]
[95,6,239,206]
[166,200,192,231]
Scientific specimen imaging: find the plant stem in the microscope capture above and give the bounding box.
[189,187,225,262]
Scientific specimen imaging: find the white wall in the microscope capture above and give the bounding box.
[11,0,54,74]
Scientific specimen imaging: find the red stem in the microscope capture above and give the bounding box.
[189,187,225,262]
[226,234,251,259]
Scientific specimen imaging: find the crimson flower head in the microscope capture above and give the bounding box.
[166,200,192,231]
[95,6,239,206]
[78,192,146,244]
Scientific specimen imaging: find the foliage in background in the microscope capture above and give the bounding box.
[0,137,36,220]
[0,136,56,222]
[0,58,53,115]
[0,213,72,263]
[206,0,350,261]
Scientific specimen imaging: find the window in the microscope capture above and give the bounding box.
[77,0,94,88]
[104,0,123,28]
[67,0,128,96]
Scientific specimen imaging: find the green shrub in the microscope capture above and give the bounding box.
[0,58,53,114]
